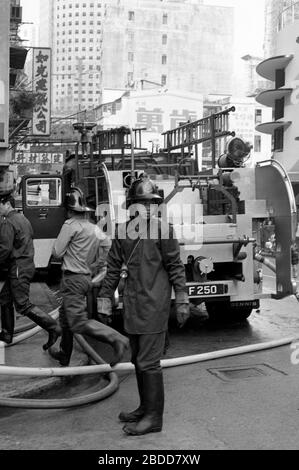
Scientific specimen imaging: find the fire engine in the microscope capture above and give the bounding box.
[15,107,298,321]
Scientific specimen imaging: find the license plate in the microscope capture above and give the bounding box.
[187,284,227,297]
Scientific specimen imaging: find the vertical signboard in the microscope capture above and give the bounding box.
[32,47,51,136]
[0,0,10,148]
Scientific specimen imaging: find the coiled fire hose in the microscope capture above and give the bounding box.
[0,258,299,408]
[0,307,120,408]
[0,316,297,408]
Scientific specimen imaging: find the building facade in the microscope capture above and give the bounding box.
[263,0,297,58]
[102,0,234,96]
[256,0,299,174]
[96,87,203,154]
[37,0,234,116]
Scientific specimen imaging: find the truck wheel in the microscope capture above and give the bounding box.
[205,302,252,323]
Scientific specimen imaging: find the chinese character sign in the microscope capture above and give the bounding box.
[32,48,51,136]
[136,108,164,133]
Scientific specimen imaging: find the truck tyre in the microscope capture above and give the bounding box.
[205,301,252,323]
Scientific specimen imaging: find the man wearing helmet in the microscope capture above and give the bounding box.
[98,173,190,436]
[0,192,61,348]
[50,187,129,367]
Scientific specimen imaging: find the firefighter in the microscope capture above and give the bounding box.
[0,215,14,343]
[0,192,61,348]
[98,174,190,436]
[49,187,129,367]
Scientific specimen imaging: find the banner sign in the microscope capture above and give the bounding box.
[14,152,63,164]
[32,48,51,136]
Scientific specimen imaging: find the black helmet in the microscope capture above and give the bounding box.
[127,174,162,205]
[66,187,94,213]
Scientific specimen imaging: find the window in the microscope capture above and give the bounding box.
[128,72,134,83]
[162,13,168,24]
[255,109,262,125]
[128,31,134,42]
[162,34,167,45]
[162,54,167,65]
[26,179,62,207]
[128,11,134,21]
[128,52,134,62]
[254,135,261,153]
[273,127,284,151]
[275,97,284,120]
[161,74,167,85]
[275,69,285,88]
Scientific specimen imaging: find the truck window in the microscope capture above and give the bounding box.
[26,178,62,207]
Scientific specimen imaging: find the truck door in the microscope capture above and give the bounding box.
[22,175,66,268]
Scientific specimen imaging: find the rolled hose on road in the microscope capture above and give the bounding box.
[0,334,297,376]
[1,263,298,408]
[0,326,119,408]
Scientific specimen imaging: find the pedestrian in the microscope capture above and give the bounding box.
[98,174,190,436]
[0,192,61,348]
[0,215,15,343]
[49,187,129,367]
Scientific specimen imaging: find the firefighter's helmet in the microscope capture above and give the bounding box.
[218,137,252,168]
[127,174,163,205]
[66,187,94,212]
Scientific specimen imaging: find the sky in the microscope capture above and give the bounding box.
[204,0,265,58]
[21,0,266,60]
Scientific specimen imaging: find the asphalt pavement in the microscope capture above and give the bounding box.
[1,279,299,450]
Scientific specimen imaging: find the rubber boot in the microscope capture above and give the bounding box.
[49,328,73,366]
[81,319,129,366]
[118,369,144,422]
[123,369,164,436]
[0,303,15,344]
[26,306,61,351]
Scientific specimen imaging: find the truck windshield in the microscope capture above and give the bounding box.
[26,178,62,207]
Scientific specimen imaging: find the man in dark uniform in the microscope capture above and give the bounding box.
[0,215,14,343]
[98,174,190,436]
[0,193,61,348]
[50,187,129,367]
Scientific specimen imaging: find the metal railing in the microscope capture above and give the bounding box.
[162,106,235,168]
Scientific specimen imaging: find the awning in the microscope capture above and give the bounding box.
[256,55,293,81]
[255,121,292,135]
[10,46,28,69]
[255,88,293,107]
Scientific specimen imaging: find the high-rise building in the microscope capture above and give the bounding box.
[102,0,233,96]
[37,0,234,116]
[256,0,299,174]
[263,0,294,58]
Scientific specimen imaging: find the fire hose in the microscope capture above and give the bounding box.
[0,258,298,408]
[0,307,120,408]
[0,315,297,408]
